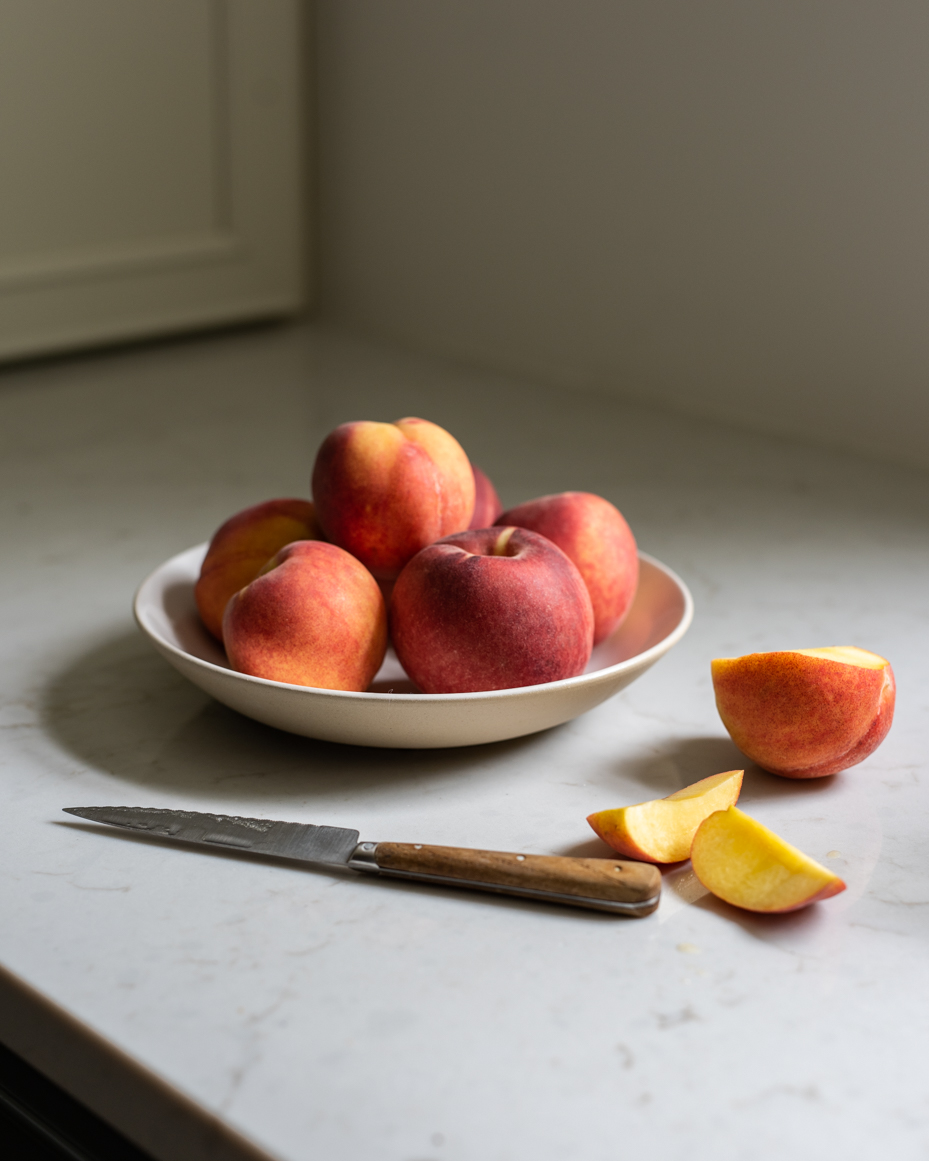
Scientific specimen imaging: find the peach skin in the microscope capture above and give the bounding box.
[468,465,503,529]
[691,806,846,913]
[195,498,322,640]
[390,526,594,693]
[712,647,895,778]
[587,770,744,863]
[312,418,475,580]
[223,540,387,691]
[497,491,638,644]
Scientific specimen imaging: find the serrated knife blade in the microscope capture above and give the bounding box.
[63,806,661,917]
[64,805,359,865]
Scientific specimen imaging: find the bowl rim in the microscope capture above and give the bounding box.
[134,544,694,704]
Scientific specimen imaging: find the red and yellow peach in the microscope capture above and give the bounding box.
[468,465,503,529]
[712,647,895,778]
[223,540,387,691]
[312,418,475,580]
[497,491,638,644]
[390,526,594,693]
[195,498,322,640]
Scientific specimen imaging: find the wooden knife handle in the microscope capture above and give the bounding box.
[349,842,661,916]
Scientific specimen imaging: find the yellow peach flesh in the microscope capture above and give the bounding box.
[793,646,888,668]
[587,770,743,864]
[691,806,846,913]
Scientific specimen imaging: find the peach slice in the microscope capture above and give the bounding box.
[712,647,895,778]
[691,806,846,913]
[586,770,743,863]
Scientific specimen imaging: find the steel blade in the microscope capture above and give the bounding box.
[63,806,359,866]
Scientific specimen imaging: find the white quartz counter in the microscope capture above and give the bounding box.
[0,323,927,1161]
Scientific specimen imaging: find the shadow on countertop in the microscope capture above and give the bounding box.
[41,629,556,803]
[616,733,841,805]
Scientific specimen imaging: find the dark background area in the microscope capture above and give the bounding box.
[0,1041,152,1161]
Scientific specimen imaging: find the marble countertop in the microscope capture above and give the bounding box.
[0,322,926,1161]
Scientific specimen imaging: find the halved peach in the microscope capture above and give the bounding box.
[690,806,846,913]
[586,770,743,863]
[712,647,895,778]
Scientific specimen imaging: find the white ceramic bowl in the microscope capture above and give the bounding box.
[134,544,693,749]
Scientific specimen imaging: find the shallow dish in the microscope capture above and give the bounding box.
[134,544,693,749]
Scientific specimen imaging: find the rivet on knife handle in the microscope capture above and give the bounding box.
[348,842,661,916]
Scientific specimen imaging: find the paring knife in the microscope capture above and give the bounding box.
[63,806,661,916]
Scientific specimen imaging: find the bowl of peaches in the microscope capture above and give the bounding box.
[135,418,693,748]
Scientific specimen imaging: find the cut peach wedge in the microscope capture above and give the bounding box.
[587,770,743,864]
[690,806,846,913]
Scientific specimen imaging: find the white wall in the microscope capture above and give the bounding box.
[317,1,929,470]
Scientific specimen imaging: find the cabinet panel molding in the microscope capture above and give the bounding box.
[0,0,307,361]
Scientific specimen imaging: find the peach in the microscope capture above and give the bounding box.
[712,647,895,778]
[690,806,846,912]
[223,540,387,691]
[497,491,638,644]
[195,498,322,640]
[311,418,475,580]
[468,465,503,529]
[390,526,594,693]
[587,770,744,864]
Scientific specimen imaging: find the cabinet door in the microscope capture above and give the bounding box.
[0,0,307,361]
